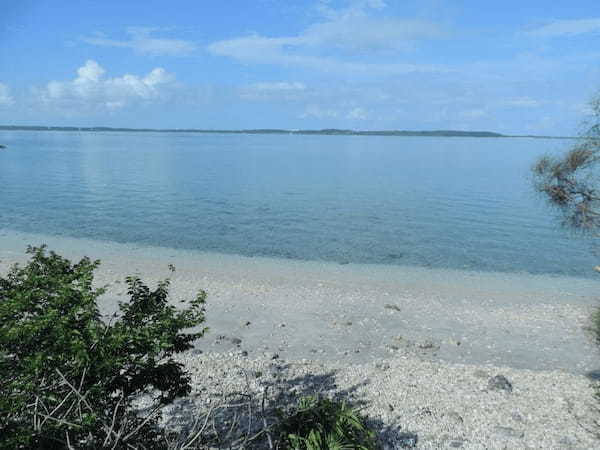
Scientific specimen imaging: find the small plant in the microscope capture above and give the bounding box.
[0,246,207,449]
[275,395,379,450]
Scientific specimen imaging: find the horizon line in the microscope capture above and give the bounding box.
[0,124,578,139]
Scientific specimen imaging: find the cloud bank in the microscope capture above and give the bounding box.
[207,1,447,75]
[34,60,176,112]
[527,18,600,38]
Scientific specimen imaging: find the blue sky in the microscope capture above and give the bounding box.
[0,0,599,134]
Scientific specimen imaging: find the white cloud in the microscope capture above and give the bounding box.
[305,0,446,52]
[251,81,306,91]
[208,34,445,75]
[299,104,369,121]
[34,60,176,112]
[240,81,307,101]
[347,107,368,119]
[0,83,14,106]
[460,108,487,119]
[503,97,542,108]
[301,105,340,119]
[527,18,600,38]
[207,1,447,74]
[83,27,196,56]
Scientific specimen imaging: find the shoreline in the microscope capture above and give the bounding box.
[1,229,599,374]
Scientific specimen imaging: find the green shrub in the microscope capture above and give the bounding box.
[275,395,379,450]
[0,246,207,449]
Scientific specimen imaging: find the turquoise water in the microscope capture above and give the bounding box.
[0,130,595,277]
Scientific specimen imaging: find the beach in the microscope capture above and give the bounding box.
[2,229,600,447]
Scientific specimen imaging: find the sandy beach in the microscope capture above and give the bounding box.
[2,229,600,448]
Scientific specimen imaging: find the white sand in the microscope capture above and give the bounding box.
[2,229,600,448]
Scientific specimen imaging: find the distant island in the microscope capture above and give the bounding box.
[0,125,576,139]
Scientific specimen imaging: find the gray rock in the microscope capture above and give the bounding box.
[511,412,524,423]
[384,303,402,312]
[445,411,464,424]
[494,426,524,439]
[230,337,242,345]
[449,440,465,448]
[558,435,578,447]
[418,340,440,350]
[396,432,418,448]
[488,374,513,392]
[376,362,391,371]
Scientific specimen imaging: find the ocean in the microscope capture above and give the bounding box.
[0,130,595,277]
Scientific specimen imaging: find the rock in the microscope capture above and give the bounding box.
[0,144,5,149]
[558,435,578,447]
[418,340,439,350]
[245,321,251,326]
[396,432,418,448]
[271,353,280,360]
[488,374,513,392]
[241,350,248,357]
[445,411,463,424]
[384,303,402,312]
[230,337,242,345]
[494,426,524,439]
[511,412,524,423]
[418,407,433,417]
[376,362,391,371]
[449,440,465,448]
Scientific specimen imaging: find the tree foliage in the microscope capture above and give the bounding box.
[0,246,207,449]
[532,95,600,349]
[532,97,600,232]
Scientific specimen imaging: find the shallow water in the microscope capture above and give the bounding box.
[0,130,595,277]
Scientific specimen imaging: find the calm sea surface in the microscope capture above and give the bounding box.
[0,131,595,277]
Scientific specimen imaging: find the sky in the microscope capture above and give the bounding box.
[0,0,599,135]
